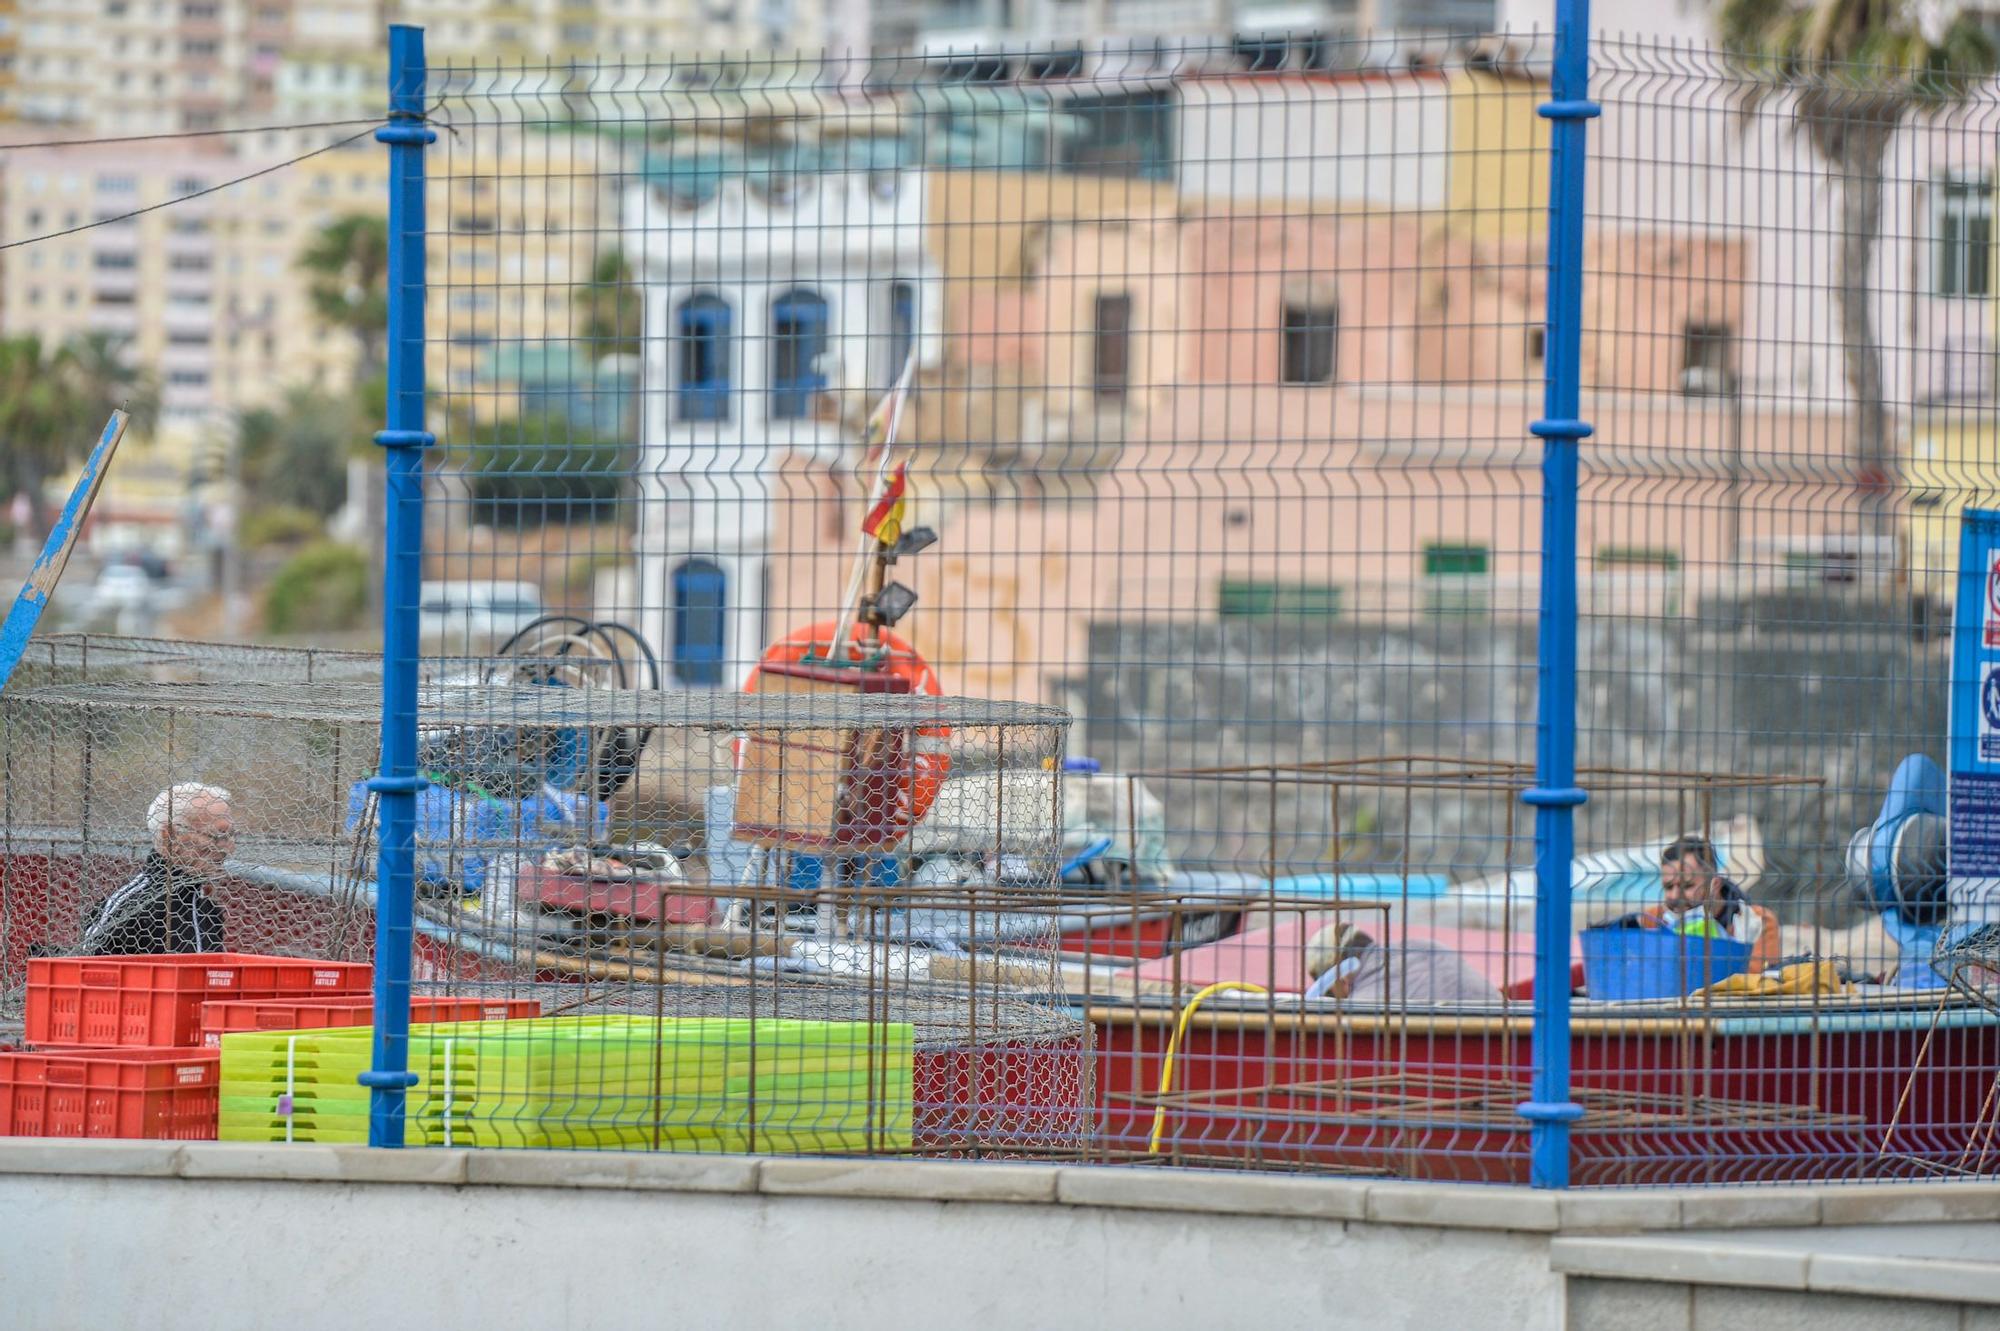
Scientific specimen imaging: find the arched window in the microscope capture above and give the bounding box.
[671,558,728,686]
[676,292,732,422]
[770,287,829,420]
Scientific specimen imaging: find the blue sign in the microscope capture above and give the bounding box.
[1949,510,2000,894]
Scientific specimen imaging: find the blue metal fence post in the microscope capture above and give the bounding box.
[1517,6,1597,1187]
[361,22,434,1148]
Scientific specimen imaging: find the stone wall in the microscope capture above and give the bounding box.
[1074,614,1948,912]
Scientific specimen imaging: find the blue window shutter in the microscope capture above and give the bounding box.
[677,294,732,422]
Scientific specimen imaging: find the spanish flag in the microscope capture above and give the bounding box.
[862,463,908,545]
[861,351,915,469]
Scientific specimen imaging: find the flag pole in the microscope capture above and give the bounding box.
[824,353,915,662]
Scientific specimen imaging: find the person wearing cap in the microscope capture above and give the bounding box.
[78,783,235,955]
[1642,834,1779,973]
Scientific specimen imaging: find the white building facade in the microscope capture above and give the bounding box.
[625,159,942,687]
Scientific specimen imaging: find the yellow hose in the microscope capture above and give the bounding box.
[1147,980,1270,1154]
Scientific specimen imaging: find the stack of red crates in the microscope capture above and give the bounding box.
[2,955,547,1140]
[1,953,371,1141]
[197,994,542,1046]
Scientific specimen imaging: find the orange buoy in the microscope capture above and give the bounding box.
[741,620,950,834]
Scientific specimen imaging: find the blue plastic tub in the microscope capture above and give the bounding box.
[1580,925,1752,1000]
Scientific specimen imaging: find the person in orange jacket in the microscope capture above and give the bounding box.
[1642,834,1781,973]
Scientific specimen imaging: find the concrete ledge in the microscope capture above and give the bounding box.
[1808,1252,2000,1306]
[0,1150,1574,1330]
[1553,1227,2000,1307]
[1366,1180,1561,1231]
[178,1142,470,1185]
[1552,1234,1811,1291]
[7,1141,2000,1244]
[1054,1166,1368,1220]
[760,1158,1058,1204]
[1557,1190,1675,1233]
[1674,1187,1824,1230]
[462,1150,761,1194]
[1817,1182,2000,1225]
[0,1139,185,1178]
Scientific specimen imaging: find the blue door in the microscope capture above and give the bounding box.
[672,558,728,686]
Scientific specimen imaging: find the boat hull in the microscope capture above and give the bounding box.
[1089,1003,2000,1184]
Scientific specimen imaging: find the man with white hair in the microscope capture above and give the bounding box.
[78,783,235,955]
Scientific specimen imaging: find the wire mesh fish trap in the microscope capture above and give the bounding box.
[1939,925,2000,1016]
[1,681,390,1009]
[4,634,382,693]
[0,677,1086,1157]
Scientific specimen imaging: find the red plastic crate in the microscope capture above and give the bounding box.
[26,953,373,1049]
[0,1047,219,1140]
[199,995,543,1046]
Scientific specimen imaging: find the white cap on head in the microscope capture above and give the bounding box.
[147,782,233,839]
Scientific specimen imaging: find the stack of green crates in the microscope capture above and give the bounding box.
[218,1014,915,1152]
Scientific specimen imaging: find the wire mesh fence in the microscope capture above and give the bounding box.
[9,27,2000,1184]
[0,677,1089,1155]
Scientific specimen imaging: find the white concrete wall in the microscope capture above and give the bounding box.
[0,1149,1564,1331]
[3,1145,1999,1331]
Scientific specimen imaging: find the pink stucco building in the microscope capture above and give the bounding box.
[759,206,1858,703]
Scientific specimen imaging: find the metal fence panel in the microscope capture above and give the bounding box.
[7,23,2000,1185]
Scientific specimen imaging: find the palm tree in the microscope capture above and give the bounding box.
[0,336,80,536]
[0,333,157,537]
[298,213,390,375]
[1717,0,1998,534]
[297,213,392,614]
[235,387,356,519]
[67,332,160,439]
[575,250,642,362]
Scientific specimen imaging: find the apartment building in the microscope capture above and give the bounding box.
[428,124,624,426]
[391,0,814,63]
[12,0,829,136]
[0,139,385,446]
[14,0,357,130]
[0,114,628,418]
[0,0,18,117]
[892,0,1493,77]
